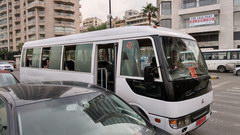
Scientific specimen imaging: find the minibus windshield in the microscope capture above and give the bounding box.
[162,37,208,81]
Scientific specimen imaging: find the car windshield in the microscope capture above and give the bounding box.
[0,73,18,87]
[17,92,154,135]
[162,37,208,81]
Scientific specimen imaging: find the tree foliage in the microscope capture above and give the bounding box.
[142,3,158,25]
[87,23,107,32]
[17,42,24,52]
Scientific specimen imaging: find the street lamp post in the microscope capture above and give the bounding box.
[109,0,112,28]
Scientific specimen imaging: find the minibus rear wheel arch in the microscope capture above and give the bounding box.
[131,105,149,120]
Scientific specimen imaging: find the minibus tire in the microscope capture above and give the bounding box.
[217,66,226,73]
[237,70,240,76]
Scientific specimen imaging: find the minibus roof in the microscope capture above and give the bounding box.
[24,26,195,48]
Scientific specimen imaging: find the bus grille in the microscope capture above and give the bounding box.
[191,105,209,122]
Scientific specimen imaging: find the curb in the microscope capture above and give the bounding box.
[210,75,219,79]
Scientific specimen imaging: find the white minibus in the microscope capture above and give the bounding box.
[20,26,213,135]
[202,49,240,72]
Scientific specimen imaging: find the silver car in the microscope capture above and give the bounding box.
[0,62,14,72]
[233,67,240,76]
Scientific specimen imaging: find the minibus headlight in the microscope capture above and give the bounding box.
[169,115,192,129]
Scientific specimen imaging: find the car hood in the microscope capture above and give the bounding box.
[0,64,13,67]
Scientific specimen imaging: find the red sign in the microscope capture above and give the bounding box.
[127,42,133,49]
[196,115,206,126]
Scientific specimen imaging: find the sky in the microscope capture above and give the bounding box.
[80,0,156,21]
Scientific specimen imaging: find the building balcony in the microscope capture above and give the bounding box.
[14,17,21,22]
[55,21,75,27]
[179,4,220,15]
[28,37,36,41]
[54,31,75,35]
[13,1,20,6]
[54,0,75,4]
[54,4,75,11]
[180,25,220,34]
[28,20,36,26]
[28,30,36,35]
[27,11,36,18]
[0,0,7,5]
[15,25,21,30]
[54,13,75,20]
[27,1,45,9]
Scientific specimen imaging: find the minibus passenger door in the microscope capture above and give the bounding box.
[115,38,166,102]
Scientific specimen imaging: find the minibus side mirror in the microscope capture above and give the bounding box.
[144,66,154,83]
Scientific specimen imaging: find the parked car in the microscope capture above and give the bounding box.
[0,70,19,87]
[233,67,240,76]
[0,61,14,72]
[0,81,156,135]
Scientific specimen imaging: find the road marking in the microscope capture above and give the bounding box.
[214,94,240,100]
[227,89,240,93]
[215,100,240,105]
[221,91,240,96]
[209,118,240,128]
[212,109,240,119]
[214,102,240,110]
[212,81,231,89]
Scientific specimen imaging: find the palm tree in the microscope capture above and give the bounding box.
[142,3,158,26]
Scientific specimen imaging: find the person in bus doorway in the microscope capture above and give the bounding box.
[150,57,159,78]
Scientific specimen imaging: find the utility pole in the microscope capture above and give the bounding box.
[109,0,112,28]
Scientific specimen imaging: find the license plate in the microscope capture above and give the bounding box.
[196,115,206,126]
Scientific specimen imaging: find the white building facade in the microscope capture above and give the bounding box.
[157,0,240,49]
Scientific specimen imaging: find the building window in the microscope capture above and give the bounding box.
[234,0,240,6]
[160,19,172,28]
[234,31,240,40]
[161,1,171,15]
[182,0,197,9]
[234,12,240,27]
[194,34,219,42]
[199,0,218,7]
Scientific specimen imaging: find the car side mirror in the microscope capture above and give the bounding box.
[144,66,154,83]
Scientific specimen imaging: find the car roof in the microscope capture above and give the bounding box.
[0,81,106,106]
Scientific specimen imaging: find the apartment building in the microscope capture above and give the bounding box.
[82,17,102,30]
[0,0,81,51]
[157,0,240,49]
[125,10,157,26]
[112,17,125,28]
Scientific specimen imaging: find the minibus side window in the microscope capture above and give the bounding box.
[120,39,156,77]
[75,44,93,73]
[49,46,62,70]
[41,46,62,70]
[32,48,41,68]
[63,45,76,71]
[41,48,50,68]
[26,49,33,67]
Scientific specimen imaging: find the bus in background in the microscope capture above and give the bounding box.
[20,26,213,135]
[202,49,240,72]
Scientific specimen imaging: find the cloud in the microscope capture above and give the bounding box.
[80,0,156,21]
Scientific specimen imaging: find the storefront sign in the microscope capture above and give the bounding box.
[189,14,215,27]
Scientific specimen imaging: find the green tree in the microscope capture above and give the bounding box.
[142,3,158,26]
[87,23,107,32]
[17,42,24,52]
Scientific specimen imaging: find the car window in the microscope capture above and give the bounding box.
[0,74,18,87]
[0,98,8,135]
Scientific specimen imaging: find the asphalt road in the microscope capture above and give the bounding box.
[13,70,240,135]
[193,72,240,135]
